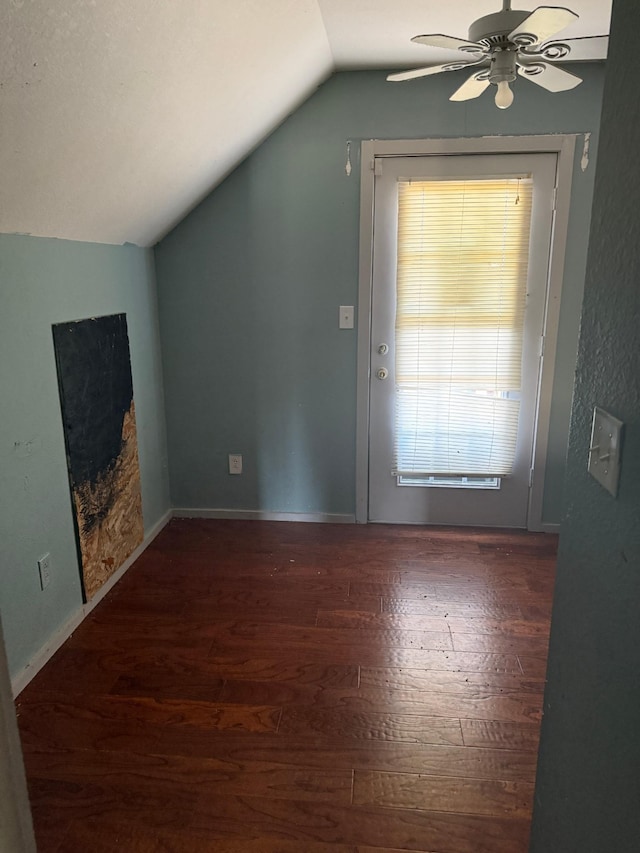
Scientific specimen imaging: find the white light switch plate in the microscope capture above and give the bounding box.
[587,407,624,497]
[339,306,354,329]
[38,553,51,590]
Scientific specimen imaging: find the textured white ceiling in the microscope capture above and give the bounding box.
[0,0,611,247]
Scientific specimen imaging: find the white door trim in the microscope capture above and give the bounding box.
[0,616,36,852]
[356,135,577,530]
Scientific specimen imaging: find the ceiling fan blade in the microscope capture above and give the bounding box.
[518,61,582,92]
[533,35,609,62]
[509,6,578,47]
[449,71,491,102]
[387,58,484,82]
[411,33,485,55]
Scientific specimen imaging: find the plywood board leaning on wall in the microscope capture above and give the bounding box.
[52,313,143,601]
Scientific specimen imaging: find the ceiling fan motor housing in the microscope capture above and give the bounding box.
[468,9,531,47]
[489,46,518,83]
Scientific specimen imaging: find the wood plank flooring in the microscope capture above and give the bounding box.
[16,519,556,852]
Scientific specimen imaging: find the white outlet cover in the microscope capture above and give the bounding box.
[228,454,243,475]
[587,407,624,497]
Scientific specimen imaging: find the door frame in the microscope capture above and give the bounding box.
[355,135,577,531]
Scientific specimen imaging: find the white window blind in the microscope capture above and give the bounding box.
[394,176,533,478]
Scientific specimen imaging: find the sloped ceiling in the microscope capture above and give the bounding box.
[0,1,611,247]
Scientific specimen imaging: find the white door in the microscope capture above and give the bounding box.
[368,153,557,526]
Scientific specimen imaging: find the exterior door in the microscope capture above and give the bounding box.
[368,153,557,526]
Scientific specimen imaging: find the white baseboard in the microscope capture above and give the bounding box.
[530,522,562,534]
[11,608,87,699]
[172,507,356,524]
[11,509,172,698]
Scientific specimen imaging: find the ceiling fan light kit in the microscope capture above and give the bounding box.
[388,0,608,110]
[489,47,517,109]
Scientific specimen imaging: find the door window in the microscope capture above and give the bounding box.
[394,177,533,485]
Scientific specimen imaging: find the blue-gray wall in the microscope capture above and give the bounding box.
[0,235,170,679]
[155,68,604,522]
[531,0,640,848]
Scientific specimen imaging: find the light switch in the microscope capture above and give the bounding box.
[587,407,624,497]
[339,306,354,329]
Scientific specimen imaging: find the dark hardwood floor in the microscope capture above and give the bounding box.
[16,519,556,852]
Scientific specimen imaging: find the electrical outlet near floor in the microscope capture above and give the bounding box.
[228,454,243,475]
[38,553,51,590]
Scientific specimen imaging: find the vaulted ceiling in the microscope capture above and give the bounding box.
[0,1,611,247]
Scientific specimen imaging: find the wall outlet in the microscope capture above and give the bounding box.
[228,453,243,475]
[38,553,51,590]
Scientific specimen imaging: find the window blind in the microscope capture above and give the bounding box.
[393,176,533,478]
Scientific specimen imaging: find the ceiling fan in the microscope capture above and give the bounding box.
[387,1,608,109]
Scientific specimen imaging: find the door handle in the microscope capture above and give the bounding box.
[377,343,389,355]
[376,368,389,380]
